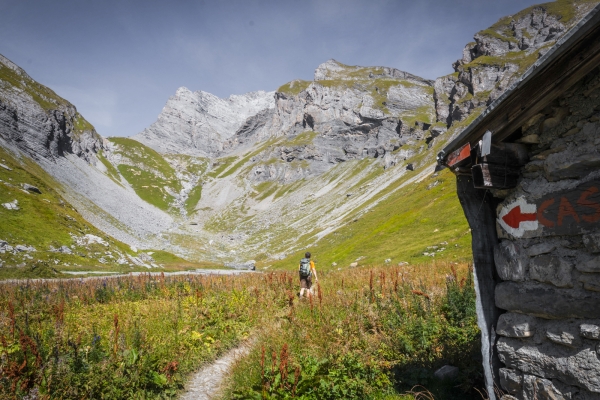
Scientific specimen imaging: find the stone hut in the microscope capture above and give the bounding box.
[438,5,600,400]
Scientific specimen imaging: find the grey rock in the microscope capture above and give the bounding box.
[495,281,600,319]
[544,153,600,182]
[22,183,41,194]
[529,255,573,288]
[500,368,523,395]
[580,324,600,340]
[545,330,580,349]
[138,252,155,263]
[522,374,572,400]
[495,240,528,281]
[0,163,11,171]
[349,262,358,268]
[133,87,276,157]
[0,56,102,164]
[433,365,459,381]
[59,245,72,254]
[2,199,19,210]
[497,312,537,338]
[500,396,519,400]
[15,245,35,252]
[583,234,600,254]
[527,242,556,257]
[498,337,600,393]
[579,274,600,292]
[577,256,600,273]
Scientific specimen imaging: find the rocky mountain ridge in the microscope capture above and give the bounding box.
[0,0,597,268]
[133,87,275,157]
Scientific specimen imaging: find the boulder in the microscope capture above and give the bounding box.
[59,246,72,254]
[22,183,41,194]
[138,252,155,263]
[2,200,19,210]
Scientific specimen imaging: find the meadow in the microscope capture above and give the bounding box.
[0,262,483,399]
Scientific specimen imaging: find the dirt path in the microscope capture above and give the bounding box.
[179,340,253,400]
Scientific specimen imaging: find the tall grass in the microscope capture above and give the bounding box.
[225,262,482,399]
[0,272,284,398]
[0,262,482,399]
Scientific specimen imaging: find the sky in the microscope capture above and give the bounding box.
[0,0,542,137]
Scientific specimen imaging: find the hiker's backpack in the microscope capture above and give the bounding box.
[299,258,312,277]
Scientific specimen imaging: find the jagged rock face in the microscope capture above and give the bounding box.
[0,54,102,163]
[434,4,592,128]
[133,87,275,156]
[314,58,429,83]
[233,60,436,182]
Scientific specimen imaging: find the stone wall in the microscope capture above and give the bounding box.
[491,66,600,400]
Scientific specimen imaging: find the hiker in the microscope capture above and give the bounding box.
[299,251,317,298]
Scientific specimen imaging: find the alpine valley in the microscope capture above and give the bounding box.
[0,0,596,277]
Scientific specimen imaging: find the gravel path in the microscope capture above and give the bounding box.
[180,340,253,400]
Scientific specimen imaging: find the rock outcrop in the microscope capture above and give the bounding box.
[133,87,276,156]
[434,2,597,129]
[0,54,103,163]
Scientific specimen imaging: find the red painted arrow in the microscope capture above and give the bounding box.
[502,205,537,229]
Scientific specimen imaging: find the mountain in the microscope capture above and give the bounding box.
[0,0,597,273]
[133,88,275,156]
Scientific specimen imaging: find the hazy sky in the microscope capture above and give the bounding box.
[0,0,542,137]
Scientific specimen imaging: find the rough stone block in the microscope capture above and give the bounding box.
[495,282,600,319]
[495,240,528,282]
[500,368,523,394]
[545,153,600,182]
[527,242,556,257]
[577,256,600,273]
[546,330,581,348]
[583,234,600,254]
[522,374,571,400]
[497,337,600,393]
[497,313,537,338]
[579,274,600,292]
[529,255,573,288]
[580,324,600,340]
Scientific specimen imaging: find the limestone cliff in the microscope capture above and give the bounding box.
[434,1,599,128]
[0,54,102,163]
[133,87,276,156]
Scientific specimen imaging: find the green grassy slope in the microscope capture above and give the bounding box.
[0,146,194,279]
[108,138,182,211]
[267,168,471,271]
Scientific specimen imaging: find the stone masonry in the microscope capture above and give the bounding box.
[492,66,600,400]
